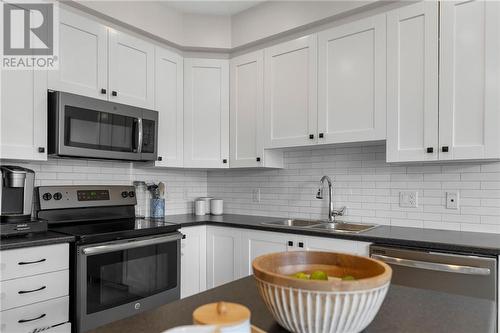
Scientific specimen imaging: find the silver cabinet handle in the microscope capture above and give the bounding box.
[82,233,182,255]
[371,254,491,276]
[137,117,143,154]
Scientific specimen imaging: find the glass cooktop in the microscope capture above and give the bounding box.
[49,218,180,244]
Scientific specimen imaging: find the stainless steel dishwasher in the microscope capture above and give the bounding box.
[369,245,498,333]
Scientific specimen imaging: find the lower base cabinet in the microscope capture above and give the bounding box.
[182,225,372,298]
[208,227,372,280]
[180,226,207,299]
[206,227,242,289]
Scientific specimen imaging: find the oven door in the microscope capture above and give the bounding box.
[49,91,158,161]
[76,233,181,333]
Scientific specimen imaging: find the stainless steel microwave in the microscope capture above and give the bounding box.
[48,91,158,161]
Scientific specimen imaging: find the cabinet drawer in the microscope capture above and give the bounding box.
[0,243,69,281]
[0,296,69,333]
[46,322,71,333]
[0,270,69,311]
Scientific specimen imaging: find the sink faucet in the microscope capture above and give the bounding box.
[316,175,346,222]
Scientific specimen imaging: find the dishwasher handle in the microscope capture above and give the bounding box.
[371,254,491,276]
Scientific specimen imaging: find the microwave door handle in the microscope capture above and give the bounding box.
[82,233,182,256]
[137,117,143,154]
[371,254,491,276]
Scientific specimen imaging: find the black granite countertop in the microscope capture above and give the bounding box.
[0,231,75,250]
[88,275,486,333]
[163,214,500,256]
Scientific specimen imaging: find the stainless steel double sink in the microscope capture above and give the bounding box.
[261,219,377,234]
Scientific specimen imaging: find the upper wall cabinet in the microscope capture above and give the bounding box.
[264,35,318,148]
[386,1,439,162]
[48,9,108,100]
[1,4,47,161]
[155,47,184,167]
[387,0,500,162]
[49,8,155,109]
[439,0,500,160]
[230,51,283,168]
[108,30,155,109]
[184,58,229,168]
[318,14,386,144]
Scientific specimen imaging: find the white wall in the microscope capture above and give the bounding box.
[74,1,185,45]
[231,0,376,47]
[208,144,500,234]
[183,13,231,49]
[6,159,208,215]
[73,0,232,49]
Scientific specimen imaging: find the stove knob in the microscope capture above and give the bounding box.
[53,192,62,200]
[42,193,52,201]
[128,191,135,198]
[121,191,129,198]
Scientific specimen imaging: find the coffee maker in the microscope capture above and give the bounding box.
[0,165,47,236]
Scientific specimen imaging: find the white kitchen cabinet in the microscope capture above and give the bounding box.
[318,14,386,144]
[0,3,47,161]
[264,35,318,148]
[108,30,155,109]
[230,51,283,168]
[240,230,297,276]
[386,1,439,162]
[1,69,47,160]
[206,226,242,289]
[303,235,371,256]
[184,58,229,168]
[439,0,500,160]
[48,8,108,100]
[155,47,184,167]
[180,226,206,299]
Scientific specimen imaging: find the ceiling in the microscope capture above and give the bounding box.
[161,0,265,16]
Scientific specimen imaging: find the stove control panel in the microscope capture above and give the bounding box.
[37,185,136,210]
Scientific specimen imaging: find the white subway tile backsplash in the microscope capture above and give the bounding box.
[207,144,500,233]
[2,158,207,215]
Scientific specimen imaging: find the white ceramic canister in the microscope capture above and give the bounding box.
[195,200,206,216]
[197,197,213,214]
[210,199,223,215]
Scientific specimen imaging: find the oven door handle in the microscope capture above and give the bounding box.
[82,233,182,256]
[371,254,491,276]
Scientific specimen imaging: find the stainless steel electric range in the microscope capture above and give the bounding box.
[35,185,181,333]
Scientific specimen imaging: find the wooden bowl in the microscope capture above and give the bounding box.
[252,251,392,333]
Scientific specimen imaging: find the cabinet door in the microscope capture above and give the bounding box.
[303,236,371,256]
[184,58,229,168]
[230,51,264,168]
[318,14,386,144]
[264,35,318,148]
[439,0,500,160]
[48,8,108,99]
[1,69,47,161]
[240,230,295,276]
[206,227,241,289]
[386,1,439,162]
[180,226,206,299]
[155,47,183,167]
[108,30,155,108]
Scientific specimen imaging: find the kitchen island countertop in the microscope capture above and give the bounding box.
[87,275,486,333]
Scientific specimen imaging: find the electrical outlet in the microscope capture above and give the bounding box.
[183,188,189,200]
[446,191,459,209]
[252,188,261,203]
[399,191,418,208]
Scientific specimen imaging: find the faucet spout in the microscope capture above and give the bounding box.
[316,175,346,223]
